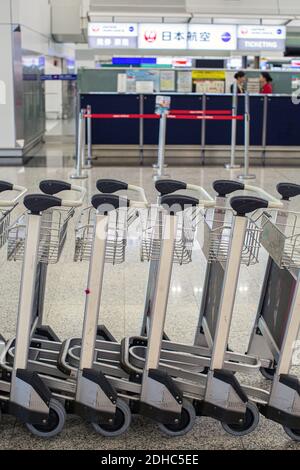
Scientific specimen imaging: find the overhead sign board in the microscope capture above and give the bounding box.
[237,25,286,51]
[188,25,237,50]
[88,23,285,52]
[88,23,138,48]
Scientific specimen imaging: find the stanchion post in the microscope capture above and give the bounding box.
[70,108,88,180]
[85,105,92,169]
[261,95,268,166]
[201,94,206,166]
[139,94,144,165]
[238,93,256,180]
[225,81,240,169]
[154,112,169,180]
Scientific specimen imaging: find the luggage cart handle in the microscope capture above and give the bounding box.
[96,179,147,203]
[230,196,269,216]
[92,193,149,212]
[243,184,283,209]
[213,180,245,197]
[0,182,27,207]
[161,194,200,213]
[156,179,214,206]
[39,180,86,207]
[276,183,300,201]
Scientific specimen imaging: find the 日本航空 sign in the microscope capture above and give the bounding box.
[237,25,286,51]
[138,24,237,50]
[138,24,188,49]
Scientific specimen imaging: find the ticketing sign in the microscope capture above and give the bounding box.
[237,25,286,51]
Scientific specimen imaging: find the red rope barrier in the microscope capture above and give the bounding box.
[84,113,243,121]
[168,114,243,121]
[84,113,159,119]
[169,109,232,115]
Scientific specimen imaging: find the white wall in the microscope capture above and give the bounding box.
[11,0,51,55]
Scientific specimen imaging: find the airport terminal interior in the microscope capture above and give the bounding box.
[1,0,300,452]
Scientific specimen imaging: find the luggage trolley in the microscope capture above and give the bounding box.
[247,186,300,440]
[246,183,300,379]
[0,185,86,437]
[122,194,290,437]
[126,181,282,375]
[2,181,144,382]
[125,192,300,440]
[140,179,213,339]
[58,193,213,436]
[0,181,27,353]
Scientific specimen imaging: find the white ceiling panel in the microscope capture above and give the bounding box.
[186,0,280,15]
[212,18,260,25]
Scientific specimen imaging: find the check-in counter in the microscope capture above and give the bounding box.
[80,92,300,165]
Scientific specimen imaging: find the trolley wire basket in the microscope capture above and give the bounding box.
[7,207,74,264]
[0,205,16,250]
[74,205,140,264]
[260,210,300,269]
[141,206,201,265]
[201,207,263,266]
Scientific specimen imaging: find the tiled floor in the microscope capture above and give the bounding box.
[0,147,300,449]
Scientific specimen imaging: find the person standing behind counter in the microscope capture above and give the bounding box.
[260,72,273,94]
[230,71,246,94]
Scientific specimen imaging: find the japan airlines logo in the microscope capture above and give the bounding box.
[240,28,248,35]
[221,32,231,42]
[91,25,100,33]
[144,31,157,43]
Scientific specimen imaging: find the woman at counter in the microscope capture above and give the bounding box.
[260,72,273,94]
[230,71,246,94]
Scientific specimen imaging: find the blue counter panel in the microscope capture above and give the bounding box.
[143,95,159,145]
[267,97,300,146]
[81,93,300,148]
[80,94,140,145]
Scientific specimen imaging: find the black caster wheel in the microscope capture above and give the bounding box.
[259,366,276,380]
[221,401,259,437]
[26,399,66,438]
[92,399,131,437]
[283,426,300,442]
[158,400,196,437]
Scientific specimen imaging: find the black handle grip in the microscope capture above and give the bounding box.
[96,179,128,193]
[161,194,199,213]
[230,196,268,216]
[0,181,13,193]
[92,194,130,212]
[277,183,300,201]
[39,180,71,195]
[24,194,62,215]
[213,180,245,197]
[155,179,187,196]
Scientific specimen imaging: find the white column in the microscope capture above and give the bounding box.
[0,1,16,149]
[0,0,23,155]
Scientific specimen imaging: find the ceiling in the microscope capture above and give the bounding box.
[87,0,300,28]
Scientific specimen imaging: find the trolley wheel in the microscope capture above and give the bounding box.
[26,399,66,438]
[259,366,276,380]
[283,426,300,442]
[158,400,196,437]
[221,401,259,437]
[91,399,131,437]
